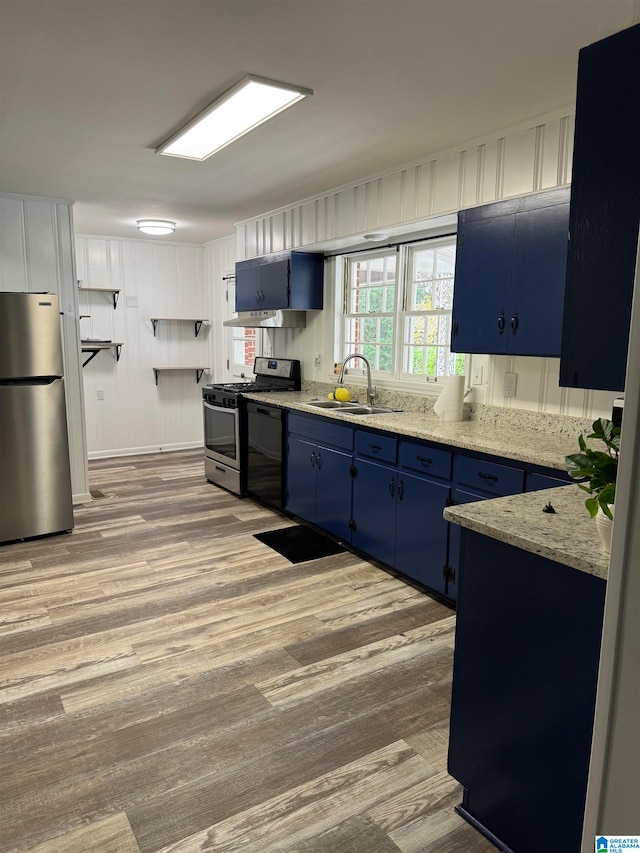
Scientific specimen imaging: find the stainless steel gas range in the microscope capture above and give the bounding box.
[202,357,301,497]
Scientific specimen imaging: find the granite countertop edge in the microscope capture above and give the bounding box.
[443,485,609,579]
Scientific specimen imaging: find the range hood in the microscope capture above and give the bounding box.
[223,310,306,329]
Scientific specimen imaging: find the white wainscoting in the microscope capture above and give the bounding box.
[76,235,211,457]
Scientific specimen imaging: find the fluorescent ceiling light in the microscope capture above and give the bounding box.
[137,219,176,235]
[156,75,313,161]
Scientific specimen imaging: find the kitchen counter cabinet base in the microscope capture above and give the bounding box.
[285,409,573,604]
[448,530,605,853]
[286,413,353,542]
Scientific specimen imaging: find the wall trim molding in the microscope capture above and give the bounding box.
[87,441,202,460]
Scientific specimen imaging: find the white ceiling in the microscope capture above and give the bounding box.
[0,0,636,245]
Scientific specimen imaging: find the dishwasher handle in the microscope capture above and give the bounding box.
[247,402,283,419]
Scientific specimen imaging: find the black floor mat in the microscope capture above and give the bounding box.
[254,525,346,563]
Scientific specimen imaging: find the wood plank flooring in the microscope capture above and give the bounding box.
[0,449,494,853]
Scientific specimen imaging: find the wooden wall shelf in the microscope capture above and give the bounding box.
[150,318,208,337]
[78,287,120,309]
[81,341,123,367]
[153,367,208,385]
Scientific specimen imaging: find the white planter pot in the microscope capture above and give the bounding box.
[595,505,614,553]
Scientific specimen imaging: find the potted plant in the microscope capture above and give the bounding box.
[565,417,620,551]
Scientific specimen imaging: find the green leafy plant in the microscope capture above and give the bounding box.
[565,417,620,520]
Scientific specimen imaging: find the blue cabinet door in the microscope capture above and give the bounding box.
[452,189,570,357]
[315,444,353,542]
[451,212,515,354]
[258,258,291,310]
[511,200,569,356]
[286,436,317,523]
[446,487,490,602]
[235,257,289,311]
[352,458,397,567]
[560,24,640,391]
[395,471,449,595]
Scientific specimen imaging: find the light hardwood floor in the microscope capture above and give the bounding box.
[0,450,494,853]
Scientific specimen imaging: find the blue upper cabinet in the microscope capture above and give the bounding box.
[235,250,324,312]
[451,188,570,356]
[560,23,640,392]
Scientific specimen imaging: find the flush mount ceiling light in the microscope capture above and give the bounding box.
[156,75,313,161]
[363,232,389,241]
[136,219,176,235]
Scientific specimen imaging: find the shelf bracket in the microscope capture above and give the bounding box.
[82,350,100,368]
[151,319,159,337]
[154,369,159,386]
[115,344,122,361]
[112,291,119,309]
[194,320,203,337]
[196,368,205,383]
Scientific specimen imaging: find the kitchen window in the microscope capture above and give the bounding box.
[341,235,464,382]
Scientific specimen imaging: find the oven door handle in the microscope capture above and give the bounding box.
[204,401,235,413]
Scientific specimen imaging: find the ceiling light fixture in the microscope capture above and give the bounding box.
[156,74,313,161]
[136,219,176,235]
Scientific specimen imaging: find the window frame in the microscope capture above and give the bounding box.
[342,246,399,376]
[338,234,466,389]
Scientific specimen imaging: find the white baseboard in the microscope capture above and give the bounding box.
[73,492,92,505]
[87,441,202,460]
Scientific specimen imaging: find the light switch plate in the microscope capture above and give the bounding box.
[504,372,517,397]
[473,366,484,385]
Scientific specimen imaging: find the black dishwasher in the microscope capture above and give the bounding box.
[245,401,285,509]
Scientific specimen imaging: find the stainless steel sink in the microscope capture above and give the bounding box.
[340,406,401,416]
[303,399,361,409]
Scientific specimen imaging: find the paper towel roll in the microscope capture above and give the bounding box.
[433,374,465,422]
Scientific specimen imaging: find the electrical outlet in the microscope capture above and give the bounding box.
[472,366,484,385]
[504,372,517,397]
[96,389,105,401]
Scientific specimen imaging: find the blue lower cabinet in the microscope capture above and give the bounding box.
[352,455,452,599]
[315,445,353,541]
[351,458,397,567]
[286,435,353,541]
[286,436,319,524]
[446,487,490,602]
[448,531,605,853]
[525,471,571,491]
[395,472,450,595]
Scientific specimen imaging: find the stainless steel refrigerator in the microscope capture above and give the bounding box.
[0,292,74,543]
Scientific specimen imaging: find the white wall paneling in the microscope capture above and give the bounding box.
[233,107,616,420]
[76,235,210,457]
[0,193,90,503]
[204,234,237,385]
[235,109,576,256]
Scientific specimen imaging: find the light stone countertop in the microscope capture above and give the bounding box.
[443,485,609,579]
[245,391,580,471]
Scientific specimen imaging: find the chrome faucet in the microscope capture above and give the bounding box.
[339,353,376,406]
